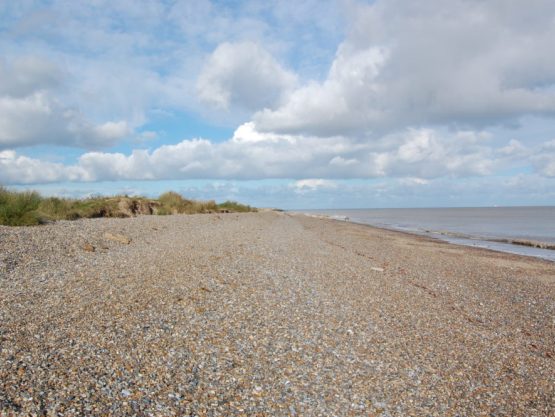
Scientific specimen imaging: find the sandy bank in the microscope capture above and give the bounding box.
[1,212,554,416]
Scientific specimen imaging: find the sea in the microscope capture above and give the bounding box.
[298,207,555,262]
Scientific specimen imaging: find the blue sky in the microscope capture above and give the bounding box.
[1,0,555,208]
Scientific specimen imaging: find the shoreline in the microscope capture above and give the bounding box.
[1,212,554,416]
[294,211,555,263]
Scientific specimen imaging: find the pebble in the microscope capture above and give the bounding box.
[0,212,554,416]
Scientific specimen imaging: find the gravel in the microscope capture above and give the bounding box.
[1,211,554,416]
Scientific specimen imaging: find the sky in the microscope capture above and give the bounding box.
[1,0,555,209]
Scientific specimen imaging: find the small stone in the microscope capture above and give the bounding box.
[104,232,131,245]
[83,243,95,252]
[371,267,384,272]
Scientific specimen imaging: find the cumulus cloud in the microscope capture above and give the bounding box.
[2,0,555,206]
[0,55,132,149]
[254,45,388,136]
[254,0,555,137]
[197,42,296,111]
[0,91,131,149]
[291,179,337,193]
[0,123,518,185]
[2,0,343,128]
[0,149,85,184]
[370,129,495,178]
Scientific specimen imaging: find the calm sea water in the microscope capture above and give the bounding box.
[299,207,555,262]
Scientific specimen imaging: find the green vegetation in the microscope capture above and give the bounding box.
[0,186,256,226]
[157,191,217,215]
[0,188,43,226]
[217,200,255,213]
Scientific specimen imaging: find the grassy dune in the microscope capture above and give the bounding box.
[0,188,255,226]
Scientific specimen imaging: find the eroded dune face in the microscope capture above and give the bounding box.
[117,198,160,217]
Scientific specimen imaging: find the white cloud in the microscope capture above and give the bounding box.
[374,129,494,177]
[498,139,528,157]
[2,0,555,206]
[197,42,296,111]
[0,0,343,129]
[254,45,388,136]
[0,148,85,184]
[291,179,337,193]
[254,0,555,137]
[329,156,358,167]
[531,140,555,177]
[0,123,519,185]
[0,150,16,160]
[0,56,63,97]
[0,54,135,149]
[0,91,131,149]
[94,121,131,141]
[399,177,430,186]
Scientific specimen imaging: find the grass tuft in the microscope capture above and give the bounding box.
[217,200,256,213]
[0,187,43,226]
[158,191,218,215]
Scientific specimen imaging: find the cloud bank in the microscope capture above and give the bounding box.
[2,123,552,185]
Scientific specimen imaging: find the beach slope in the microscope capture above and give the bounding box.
[1,212,554,416]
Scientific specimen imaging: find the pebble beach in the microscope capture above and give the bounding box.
[1,211,554,416]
